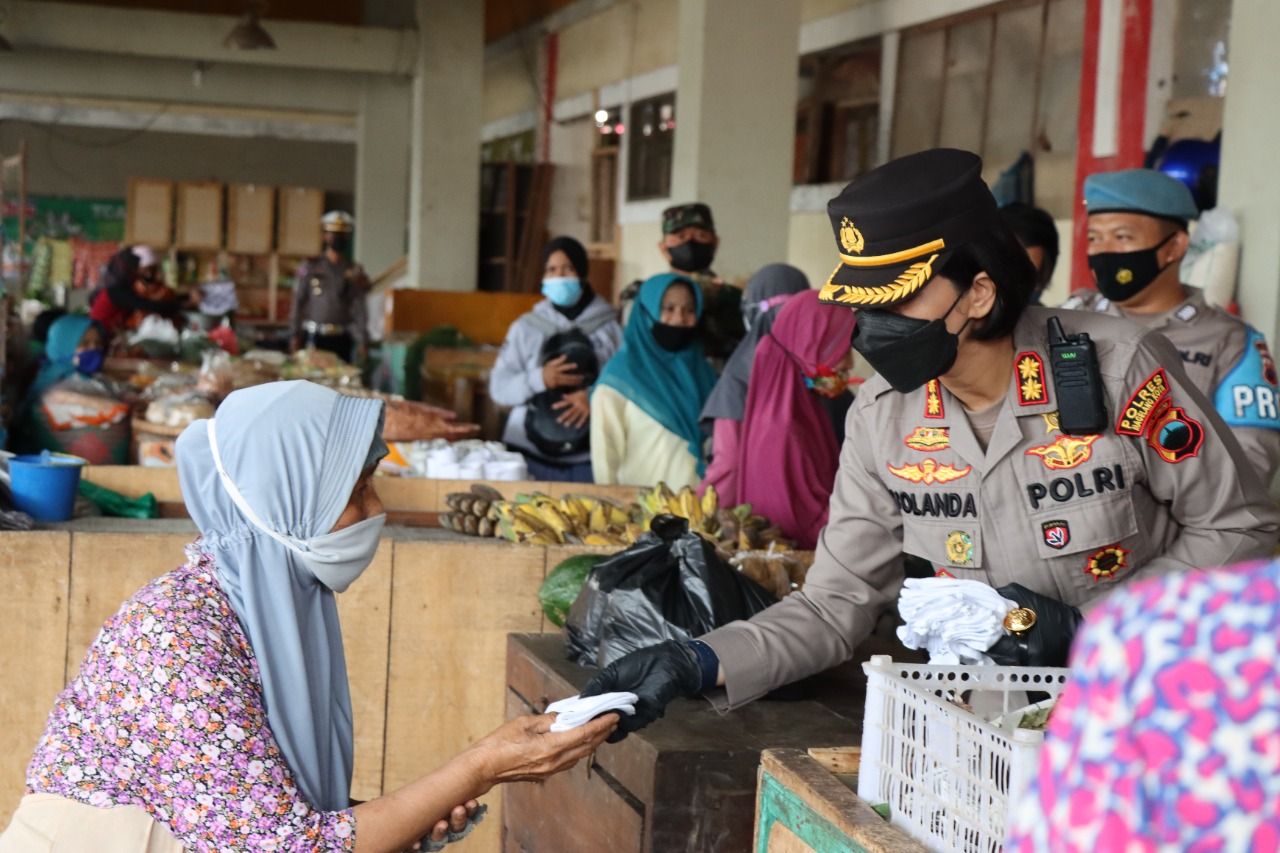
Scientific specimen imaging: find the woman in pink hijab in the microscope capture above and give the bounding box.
[736,290,857,550]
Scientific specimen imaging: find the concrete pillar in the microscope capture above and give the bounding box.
[670,0,800,281]
[407,0,483,290]
[355,79,412,278]
[1219,0,1280,345]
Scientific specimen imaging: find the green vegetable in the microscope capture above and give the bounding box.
[538,554,605,628]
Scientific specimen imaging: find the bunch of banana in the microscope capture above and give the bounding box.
[486,492,636,546]
[439,484,504,537]
[636,482,721,538]
[716,503,792,551]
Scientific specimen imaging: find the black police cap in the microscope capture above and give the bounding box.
[818,149,1000,308]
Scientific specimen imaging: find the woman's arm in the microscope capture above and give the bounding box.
[488,320,545,408]
[352,714,616,853]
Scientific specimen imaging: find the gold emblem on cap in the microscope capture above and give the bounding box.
[839,217,865,255]
[1004,607,1037,635]
[1116,268,1134,285]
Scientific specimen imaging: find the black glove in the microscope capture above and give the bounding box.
[580,641,703,742]
[987,583,1083,667]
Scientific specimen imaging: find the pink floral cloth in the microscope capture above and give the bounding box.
[25,544,357,851]
[1005,559,1280,852]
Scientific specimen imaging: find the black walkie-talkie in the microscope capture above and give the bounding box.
[1047,317,1108,435]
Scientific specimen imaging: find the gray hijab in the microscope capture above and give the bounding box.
[176,381,384,811]
[701,263,810,422]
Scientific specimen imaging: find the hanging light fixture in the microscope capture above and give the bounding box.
[224,2,275,50]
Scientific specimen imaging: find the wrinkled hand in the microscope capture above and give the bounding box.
[466,713,617,790]
[542,355,584,390]
[987,583,1083,668]
[403,800,479,851]
[553,389,590,429]
[581,641,702,743]
[382,400,482,442]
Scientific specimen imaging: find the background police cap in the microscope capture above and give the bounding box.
[1084,168,1199,224]
[662,202,715,235]
[818,148,999,309]
[321,210,355,233]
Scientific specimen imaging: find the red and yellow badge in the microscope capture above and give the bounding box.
[1085,544,1129,581]
[1117,368,1171,435]
[904,426,950,451]
[887,459,972,485]
[924,379,945,419]
[1146,403,1205,463]
[1024,434,1100,470]
[1016,351,1048,406]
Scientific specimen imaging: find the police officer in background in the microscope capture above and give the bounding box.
[1064,169,1280,480]
[583,149,1280,737]
[289,211,371,363]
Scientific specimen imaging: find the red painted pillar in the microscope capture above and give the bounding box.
[1070,0,1153,290]
[540,31,559,164]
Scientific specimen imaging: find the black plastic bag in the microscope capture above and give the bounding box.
[565,515,775,668]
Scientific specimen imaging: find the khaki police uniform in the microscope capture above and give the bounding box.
[289,255,369,353]
[701,306,1280,709]
[1063,287,1280,479]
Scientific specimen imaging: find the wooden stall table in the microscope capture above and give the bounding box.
[503,634,866,853]
[754,749,925,853]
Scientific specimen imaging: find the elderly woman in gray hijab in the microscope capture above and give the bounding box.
[699,263,810,503]
[3,381,616,853]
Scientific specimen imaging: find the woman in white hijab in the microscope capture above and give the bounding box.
[4,381,616,852]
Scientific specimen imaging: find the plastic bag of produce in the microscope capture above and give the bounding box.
[564,515,775,668]
[540,554,607,628]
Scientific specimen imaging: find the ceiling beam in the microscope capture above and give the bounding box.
[5,0,418,76]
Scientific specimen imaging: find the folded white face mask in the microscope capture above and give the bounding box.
[207,416,385,592]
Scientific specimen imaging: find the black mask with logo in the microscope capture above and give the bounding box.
[668,240,716,273]
[652,323,698,352]
[325,232,353,256]
[852,292,966,393]
[1087,231,1178,302]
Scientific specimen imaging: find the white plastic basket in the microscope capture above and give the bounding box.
[857,655,1070,853]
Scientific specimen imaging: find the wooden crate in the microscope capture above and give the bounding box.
[277,186,324,256]
[125,178,173,248]
[226,183,276,254]
[503,634,863,853]
[755,749,926,853]
[174,181,224,250]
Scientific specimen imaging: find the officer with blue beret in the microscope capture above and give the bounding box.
[1064,168,1280,480]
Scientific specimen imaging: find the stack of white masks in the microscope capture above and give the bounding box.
[545,692,638,733]
[896,577,1018,665]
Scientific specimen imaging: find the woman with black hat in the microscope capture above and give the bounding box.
[489,236,622,482]
[581,148,1280,738]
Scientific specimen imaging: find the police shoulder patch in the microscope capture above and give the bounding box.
[1175,303,1198,323]
[1117,368,1171,436]
[1015,351,1048,406]
[1214,327,1280,431]
[924,379,945,419]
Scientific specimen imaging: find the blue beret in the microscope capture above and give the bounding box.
[1084,168,1199,223]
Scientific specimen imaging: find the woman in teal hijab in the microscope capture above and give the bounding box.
[591,273,718,488]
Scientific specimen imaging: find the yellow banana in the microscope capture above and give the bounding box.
[701,484,719,521]
[589,503,610,533]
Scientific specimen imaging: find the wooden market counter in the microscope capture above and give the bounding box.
[0,519,607,850]
[502,634,867,853]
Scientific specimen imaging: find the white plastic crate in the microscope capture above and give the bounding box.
[857,655,1070,853]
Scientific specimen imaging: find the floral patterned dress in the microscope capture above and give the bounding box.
[1005,559,1280,852]
[23,544,357,851]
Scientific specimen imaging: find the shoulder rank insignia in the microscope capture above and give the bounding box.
[1016,352,1048,406]
[1117,368,1170,436]
[1147,404,1204,463]
[924,379,945,419]
[1085,544,1129,581]
[1175,303,1198,323]
[904,427,950,451]
[1025,434,1100,470]
[887,459,972,485]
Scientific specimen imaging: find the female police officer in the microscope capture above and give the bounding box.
[584,148,1280,736]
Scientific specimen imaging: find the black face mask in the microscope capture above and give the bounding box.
[652,322,698,352]
[668,240,715,273]
[325,233,352,255]
[1087,231,1177,302]
[852,293,966,393]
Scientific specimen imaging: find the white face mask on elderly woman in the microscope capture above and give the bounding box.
[207,416,386,592]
